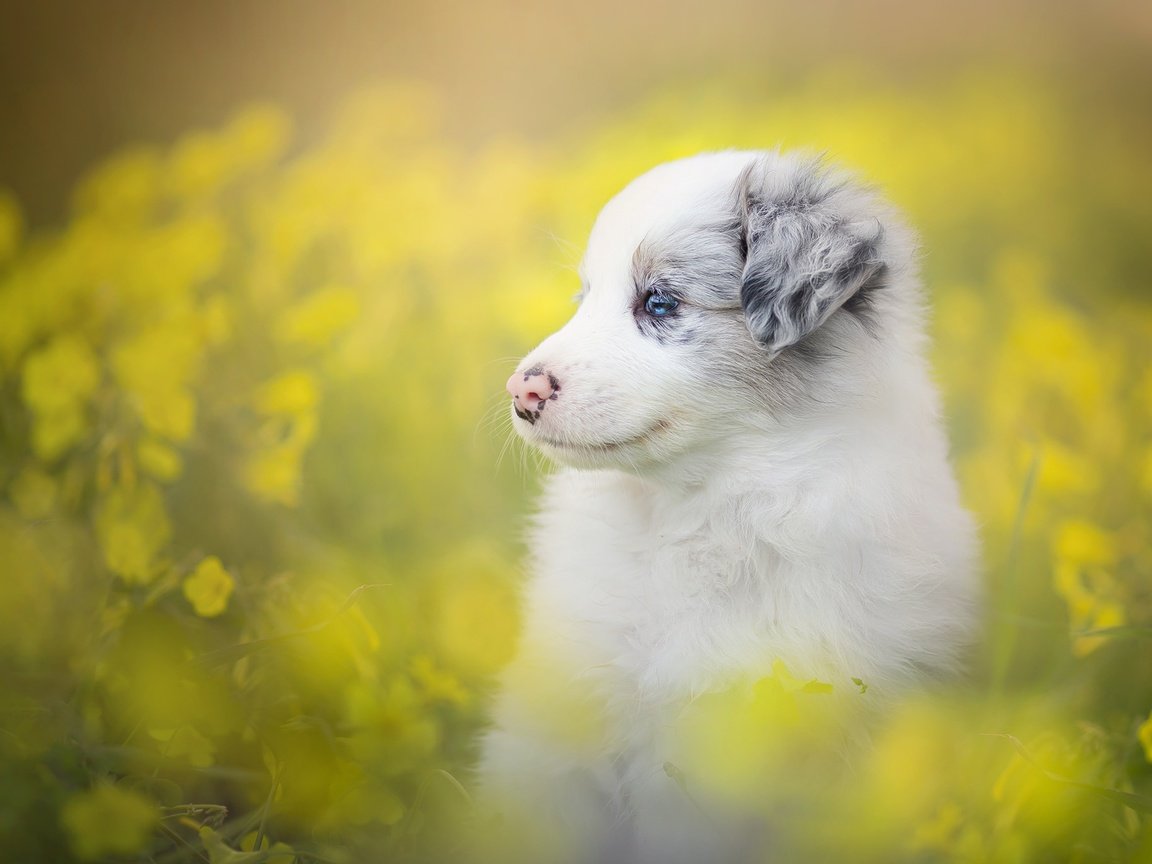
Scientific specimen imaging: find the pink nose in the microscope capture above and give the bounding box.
[506,369,557,408]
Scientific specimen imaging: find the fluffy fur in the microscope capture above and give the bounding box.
[478,150,978,863]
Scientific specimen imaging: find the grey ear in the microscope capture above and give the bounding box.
[736,159,885,356]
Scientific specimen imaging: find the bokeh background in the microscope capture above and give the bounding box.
[1,1,1151,861]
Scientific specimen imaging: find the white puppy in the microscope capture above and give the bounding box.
[478,150,978,863]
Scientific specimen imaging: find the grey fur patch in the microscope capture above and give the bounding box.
[631,216,744,311]
[736,156,885,357]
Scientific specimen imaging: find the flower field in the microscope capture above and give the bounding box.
[1,72,1150,862]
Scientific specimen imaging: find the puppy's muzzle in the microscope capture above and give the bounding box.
[506,366,561,424]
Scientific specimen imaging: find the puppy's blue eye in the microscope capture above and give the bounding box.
[643,292,679,317]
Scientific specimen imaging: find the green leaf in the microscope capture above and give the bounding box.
[190,583,389,669]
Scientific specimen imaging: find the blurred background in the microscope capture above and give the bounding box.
[4,0,1151,227]
[1,1,1150,861]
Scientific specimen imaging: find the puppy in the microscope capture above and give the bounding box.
[478,150,978,863]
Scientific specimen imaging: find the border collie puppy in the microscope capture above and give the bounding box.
[479,150,978,864]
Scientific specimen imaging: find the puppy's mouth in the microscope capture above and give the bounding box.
[528,419,672,452]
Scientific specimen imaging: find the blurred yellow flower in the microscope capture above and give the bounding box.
[909,802,964,854]
[321,778,406,829]
[241,370,322,504]
[254,369,319,416]
[168,131,235,200]
[0,187,22,262]
[242,414,317,506]
[72,148,162,222]
[149,724,217,767]
[1054,562,1125,656]
[345,678,440,776]
[150,214,227,293]
[668,664,837,801]
[1031,440,1098,499]
[1053,520,1116,568]
[60,784,158,861]
[112,324,201,442]
[433,572,519,678]
[137,436,183,482]
[769,658,835,694]
[21,333,100,459]
[989,746,1076,845]
[1049,522,1126,649]
[183,556,236,617]
[30,405,88,463]
[96,483,172,583]
[1140,713,1152,764]
[410,654,470,706]
[275,285,360,347]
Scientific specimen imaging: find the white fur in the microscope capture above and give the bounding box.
[478,150,978,863]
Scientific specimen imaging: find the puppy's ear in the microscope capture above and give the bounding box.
[736,157,884,356]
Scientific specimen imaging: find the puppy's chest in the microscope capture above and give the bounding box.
[618,539,772,695]
[542,507,780,698]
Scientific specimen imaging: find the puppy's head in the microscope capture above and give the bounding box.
[506,150,907,471]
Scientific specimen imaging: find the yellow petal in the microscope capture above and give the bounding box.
[182,556,236,618]
[60,784,158,861]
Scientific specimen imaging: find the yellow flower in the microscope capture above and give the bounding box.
[140,388,197,442]
[242,374,319,506]
[253,369,319,416]
[909,802,964,854]
[769,658,835,694]
[337,782,406,828]
[60,784,158,861]
[21,334,101,459]
[1032,440,1098,499]
[345,678,440,776]
[73,148,162,222]
[1053,520,1116,568]
[183,556,236,617]
[167,131,234,200]
[96,483,172,583]
[275,285,360,347]
[668,665,837,800]
[243,443,303,506]
[112,324,200,442]
[0,187,22,262]
[433,570,519,678]
[149,725,217,767]
[1139,713,1152,763]
[30,406,87,462]
[410,654,470,706]
[137,436,183,482]
[1070,601,1124,657]
[242,412,317,506]
[1054,561,1126,656]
